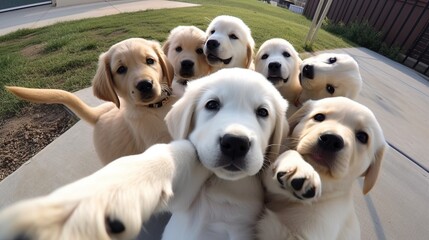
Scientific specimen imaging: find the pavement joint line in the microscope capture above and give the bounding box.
[387,141,428,173]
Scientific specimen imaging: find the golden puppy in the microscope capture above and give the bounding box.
[255,38,302,105]
[296,53,362,107]
[162,26,211,97]
[7,38,175,165]
[258,97,387,239]
[204,15,255,71]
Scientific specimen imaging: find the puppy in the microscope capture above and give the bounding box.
[0,68,320,240]
[255,38,302,105]
[296,53,362,107]
[6,38,175,165]
[162,26,211,97]
[204,15,255,71]
[258,97,387,239]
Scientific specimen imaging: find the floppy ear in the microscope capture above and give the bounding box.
[92,52,120,108]
[154,42,174,87]
[287,101,311,136]
[245,43,254,69]
[267,102,289,162]
[164,85,200,139]
[362,144,386,194]
[162,39,170,56]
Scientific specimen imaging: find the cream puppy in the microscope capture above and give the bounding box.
[204,15,255,71]
[258,97,387,240]
[255,38,302,105]
[296,53,362,107]
[163,26,211,97]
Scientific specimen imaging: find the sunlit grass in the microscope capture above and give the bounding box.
[0,0,352,119]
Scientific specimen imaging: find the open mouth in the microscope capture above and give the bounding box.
[223,164,241,172]
[267,76,289,84]
[207,53,232,64]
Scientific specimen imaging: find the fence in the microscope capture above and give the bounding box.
[304,0,429,76]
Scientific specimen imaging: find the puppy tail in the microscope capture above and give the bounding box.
[6,86,105,125]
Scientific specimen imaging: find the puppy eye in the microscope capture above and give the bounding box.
[283,51,291,58]
[205,99,220,111]
[146,58,155,65]
[313,113,325,122]
[261,54,269,60]
[229,34,238,40]
[116,66,127,74]
[175,46,182,52]
[196,48,204,54]
[328,57,337,64]
[256,107,269,118]
[326,84,335,94]
[356,131,369,144]
[210,30,215,34]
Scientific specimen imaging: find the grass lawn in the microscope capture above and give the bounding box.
[0,0,352,119]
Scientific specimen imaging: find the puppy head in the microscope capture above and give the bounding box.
[204,15,255,70]
[298,53,362,105]
[92,38,174,108]
[255,38,302,88]
[165,68,288,180]
[162,26,211,80]
[288,97,386,194]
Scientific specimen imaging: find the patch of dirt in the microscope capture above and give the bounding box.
[0,104,77,181]
[20,43,45,58]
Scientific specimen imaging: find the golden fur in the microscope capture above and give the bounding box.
[258,97,387,239]
[7,38,176,164]
[162,26,211,97]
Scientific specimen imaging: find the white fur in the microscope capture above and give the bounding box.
[297,53,362,106]
[204,15,255,71]
[255,38,302,105]
[0,68,293,240]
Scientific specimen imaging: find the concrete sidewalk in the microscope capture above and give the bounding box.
[0,0,198,36]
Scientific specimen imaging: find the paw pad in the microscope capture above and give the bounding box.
[106,217,126,234]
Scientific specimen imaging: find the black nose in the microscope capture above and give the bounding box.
[136,80,153,93]
[220,134,250,159]
[181,60,195,70]
[318,133,344,152]
[206,39,220,50]
[302,64,314,79]
[268,62,281,71]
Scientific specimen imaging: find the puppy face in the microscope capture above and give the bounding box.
[93,38,174,108]
[255,38,302,88]
[288,97,386,194]
[163,26,211,80]
[298,53,362,105]
[165,68,288,181]
[204,15,255,69]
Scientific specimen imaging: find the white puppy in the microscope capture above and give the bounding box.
[255,38,302,105]
[163,26,211,97]
[0,69,321,240]
[204,15,255,71]
[296,53,362,107]
[258,97,387,240]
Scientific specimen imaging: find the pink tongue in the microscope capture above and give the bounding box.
[312,153,324,162]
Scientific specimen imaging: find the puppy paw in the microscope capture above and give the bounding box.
[0,143,177,240]
[271,150,321,202]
